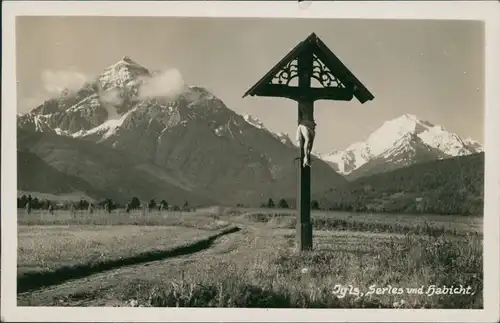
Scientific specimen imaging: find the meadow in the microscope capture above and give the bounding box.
[17,207,483,309]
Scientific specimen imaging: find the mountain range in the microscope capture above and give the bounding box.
[315,114,483,180]
[239,113,483,181]
[17,57,344,206]
[17,56,483,208]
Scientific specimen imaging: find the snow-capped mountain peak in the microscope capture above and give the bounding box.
[463,137,484,153]
[274,132,293,145]
[105,56,147,71]
[320,114,483,176]
[98,56,151,91]
[244,114,266,130]
[243,114,294,146]
[365,114,434,156]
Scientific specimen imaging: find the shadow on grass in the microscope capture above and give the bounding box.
[17,226,241,294]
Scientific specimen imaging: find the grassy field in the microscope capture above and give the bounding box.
[17,208,224,227]
[134,231,482,309]
[17,208,483,309]
[18,225,226,275]
[239,210,482,237]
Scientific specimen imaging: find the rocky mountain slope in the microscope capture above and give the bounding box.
[17,149,102,200]
[17,128,216,206]
[17,57,346,205]
[243,114,294,147]
[315,152,484,215]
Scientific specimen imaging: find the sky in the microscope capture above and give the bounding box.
[16,16,484,153]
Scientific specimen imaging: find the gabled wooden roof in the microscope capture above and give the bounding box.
[243,33,374,104]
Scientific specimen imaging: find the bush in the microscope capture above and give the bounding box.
[278,199,289,209]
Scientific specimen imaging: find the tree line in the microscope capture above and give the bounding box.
[17,195,194,214]
[258,198,320,210]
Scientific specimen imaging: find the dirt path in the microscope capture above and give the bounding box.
[18,222,282,306]
[18,226,240,294]
[18,217,418,307]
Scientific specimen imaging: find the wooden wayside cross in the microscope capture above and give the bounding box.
[243,33,374,251]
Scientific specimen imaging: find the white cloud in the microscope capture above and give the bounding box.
[41,69,89,95]
[137,69,185,100]
[100,87,124,106]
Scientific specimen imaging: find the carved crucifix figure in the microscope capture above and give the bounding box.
[296,68,316,168]
[296,119,316,167]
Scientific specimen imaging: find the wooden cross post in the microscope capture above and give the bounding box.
[243,33,374,251]
[296,46,314,250]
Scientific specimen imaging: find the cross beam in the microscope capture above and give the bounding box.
[243,33,374,251]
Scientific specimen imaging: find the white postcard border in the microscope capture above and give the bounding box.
[2,1,499,322]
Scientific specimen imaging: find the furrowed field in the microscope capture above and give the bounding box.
[17,207,483,308]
